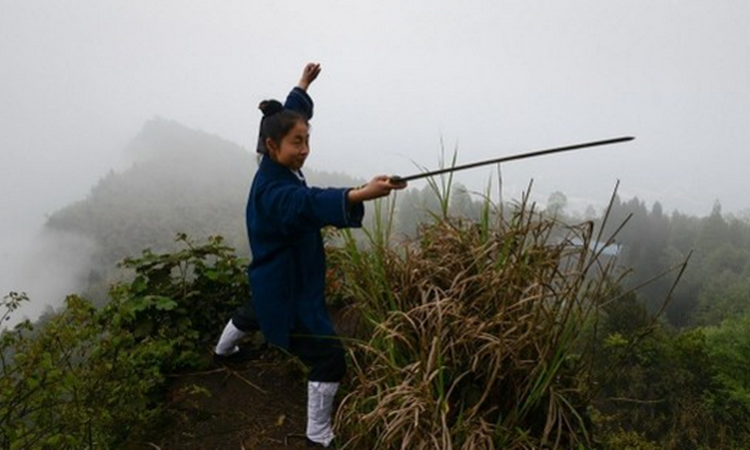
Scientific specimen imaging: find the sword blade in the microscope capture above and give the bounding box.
[390,136,634,183]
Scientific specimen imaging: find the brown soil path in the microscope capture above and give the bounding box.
[122,308,362,450]
[122,353,314,450]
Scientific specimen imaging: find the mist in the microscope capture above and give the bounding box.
[2,0,750,319]
[1,227,97,326]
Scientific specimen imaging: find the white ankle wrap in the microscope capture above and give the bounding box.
[306,381,339,447]
[214,320,247,355]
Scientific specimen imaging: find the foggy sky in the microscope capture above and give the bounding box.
[2,0,750,301]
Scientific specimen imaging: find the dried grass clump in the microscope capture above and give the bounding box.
[333,200,618,450]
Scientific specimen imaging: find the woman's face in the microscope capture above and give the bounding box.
[268,121,310,171]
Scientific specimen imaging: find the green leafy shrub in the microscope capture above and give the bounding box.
[594,316,750,449]
[1,294,164,449]
[0,235,249,449]
[106,234,249,371]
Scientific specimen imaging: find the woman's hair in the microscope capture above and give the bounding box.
[257,100,308,155]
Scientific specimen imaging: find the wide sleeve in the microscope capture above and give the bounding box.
[284,87,314,119]
[261,183,362,236]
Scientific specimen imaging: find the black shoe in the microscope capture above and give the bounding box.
[212,344,266,366]
[306,437,337,448]
[284,433,337,448]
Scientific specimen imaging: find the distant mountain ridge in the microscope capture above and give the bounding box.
[45,118,365,281]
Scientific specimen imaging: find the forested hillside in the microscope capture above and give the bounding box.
[595,196,750,328]
[43,119,367,302]
[46,119,253,267]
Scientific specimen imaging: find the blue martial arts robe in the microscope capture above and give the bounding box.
[246,156,364,349]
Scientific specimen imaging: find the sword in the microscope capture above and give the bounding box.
[389,136,634,183]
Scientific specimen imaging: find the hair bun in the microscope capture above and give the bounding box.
[259,99,284,117]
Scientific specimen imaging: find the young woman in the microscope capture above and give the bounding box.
[215,63,406,448]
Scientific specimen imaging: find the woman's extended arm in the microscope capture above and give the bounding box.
[347,176,407,203]
[297,63,321,91]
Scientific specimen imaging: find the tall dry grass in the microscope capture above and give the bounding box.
[330,191,623,449]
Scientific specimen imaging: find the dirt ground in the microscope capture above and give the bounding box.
[121,351,318,450]
[122,307,362,450]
